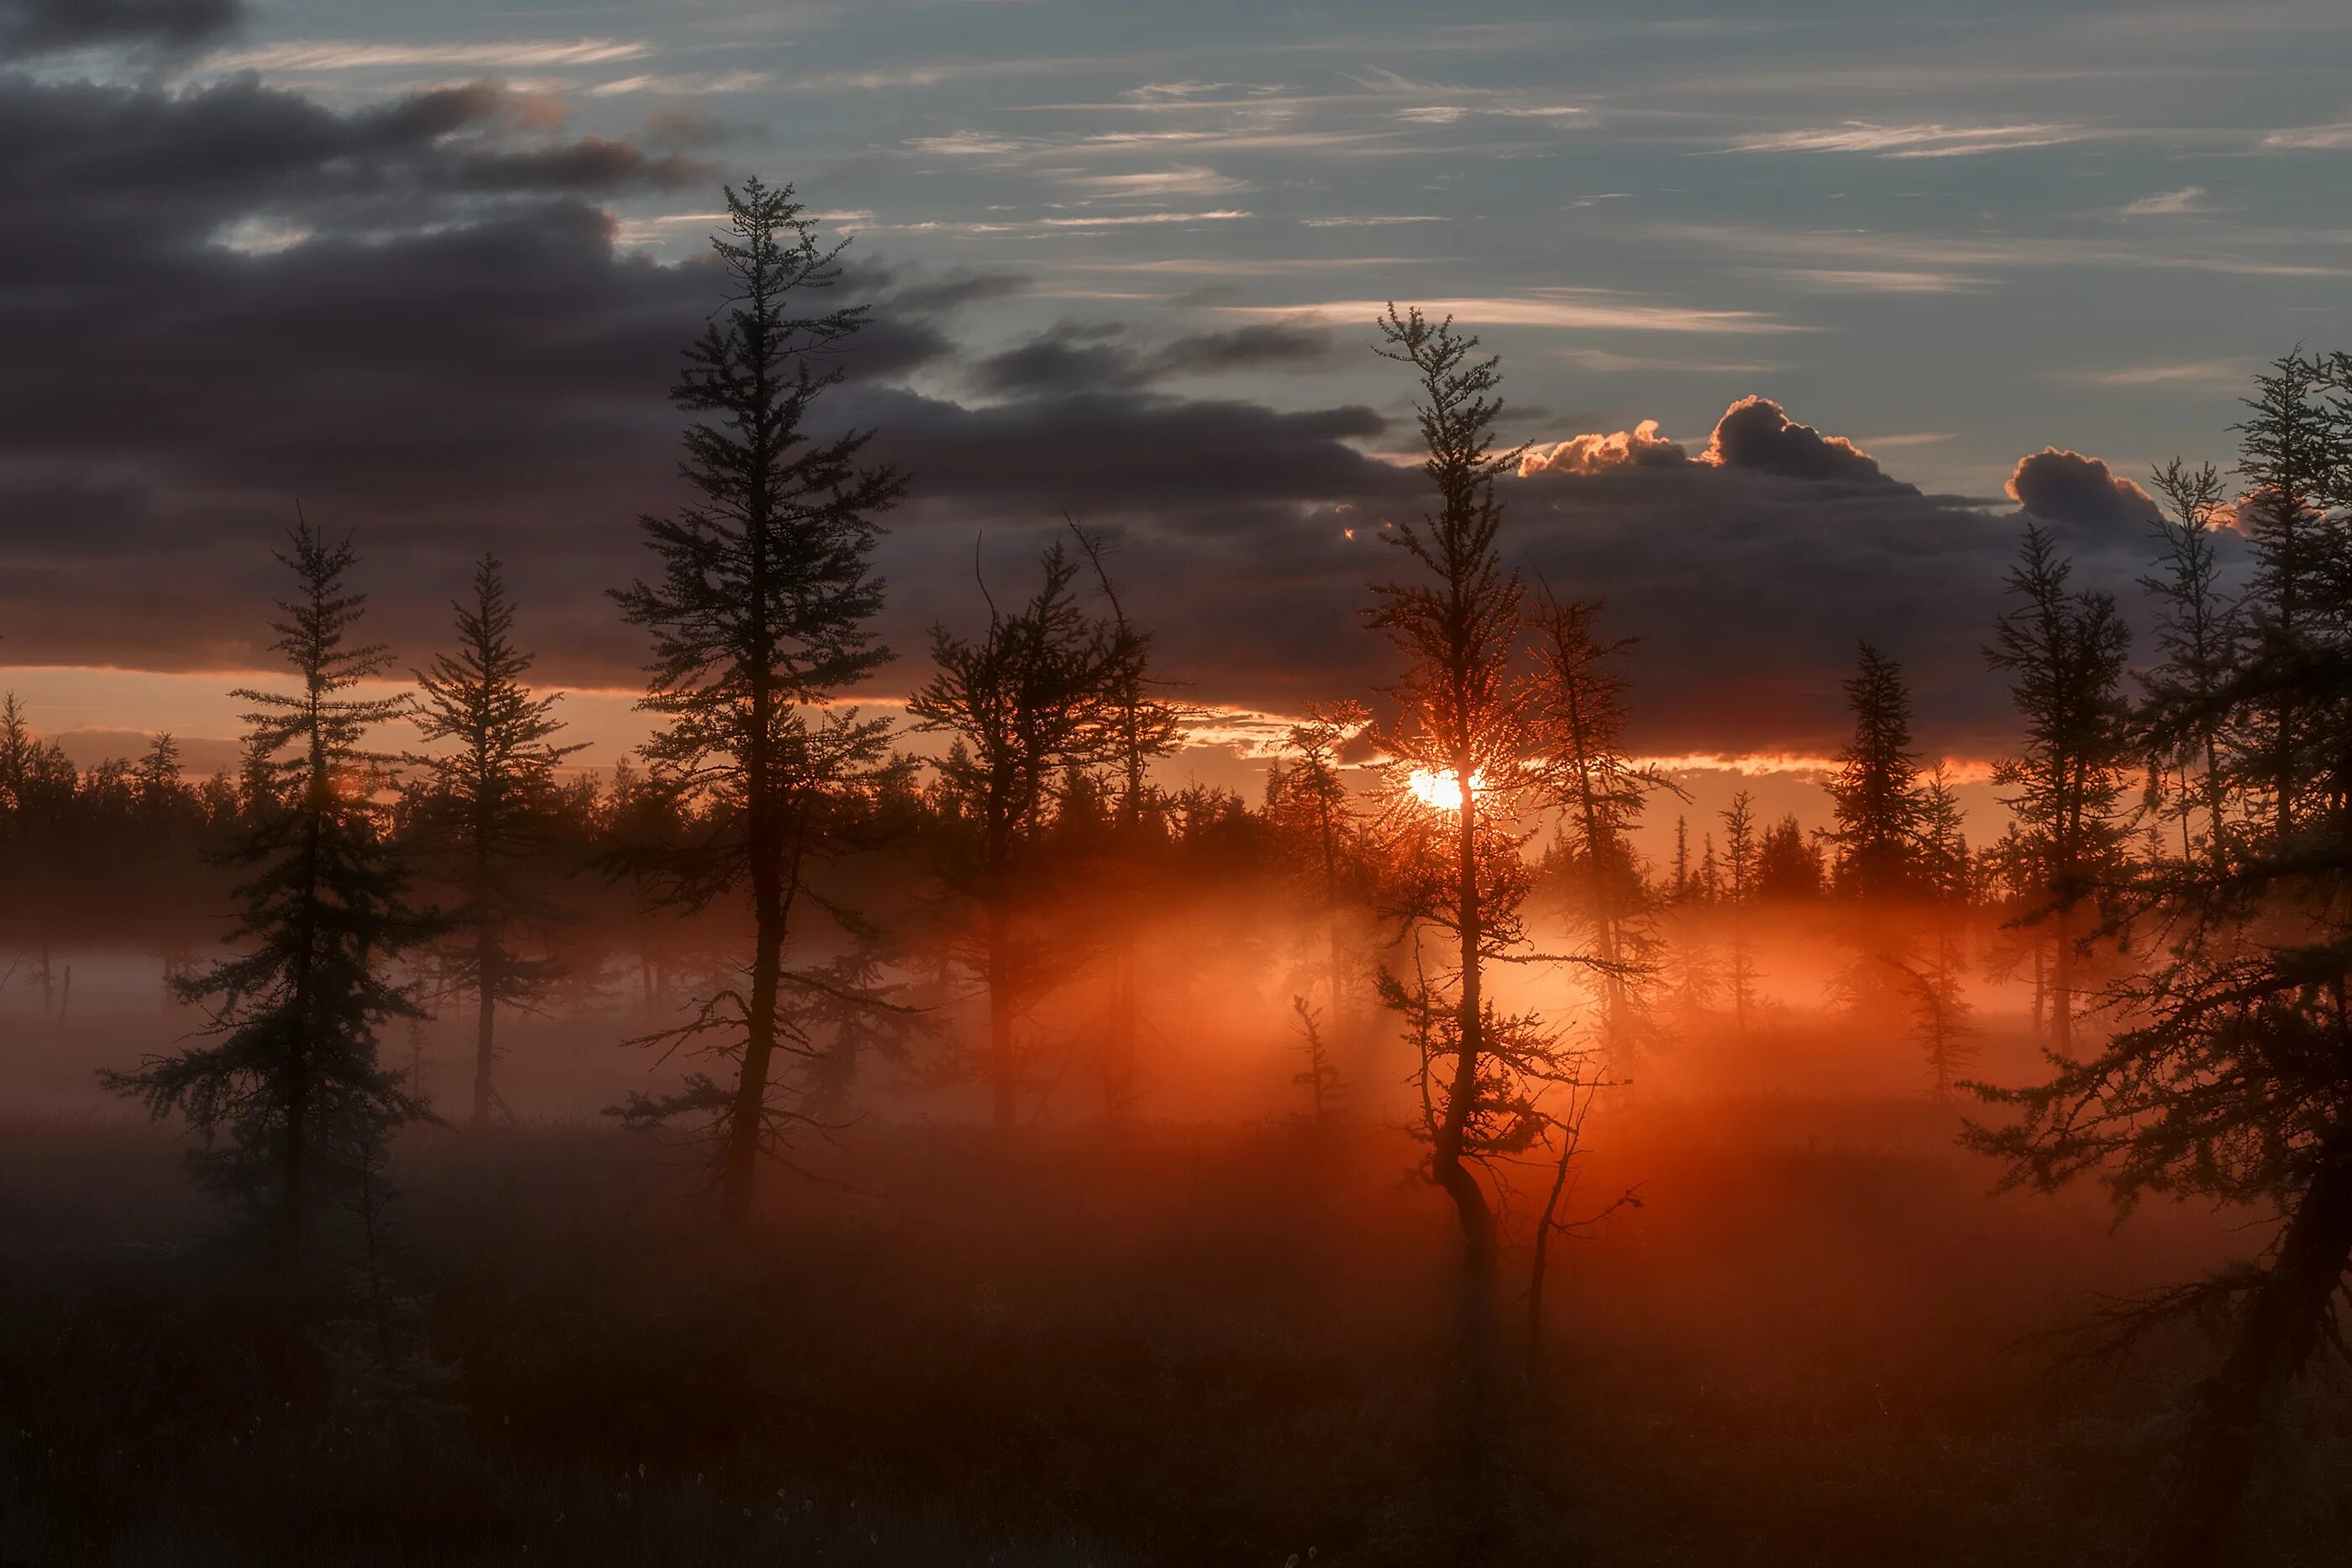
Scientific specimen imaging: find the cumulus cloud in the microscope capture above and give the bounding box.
[1703,396,1893,485]
[2005,448,2161,531]
[1519,419,1688,475]
[1517,397,1891,486]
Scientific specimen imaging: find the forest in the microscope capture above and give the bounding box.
[4,181,2352,1567]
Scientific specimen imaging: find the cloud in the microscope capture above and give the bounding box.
[207,37,650,71]
[1725,121,2087,158]
[1516,396,1897,490]
[970,319,1344,396]
[1770,268,1987,293]
[1061,164,1249,200]
[2055,359,2246,389]
[2005,448,2161,530]
[1704,396,1893,485]
[1227,291,1798,334]
[0,51,2254,767]
[1519,419,1688,475]
[2262,122,2352,149]
[2118,185,2208,215]
[0,0,239,54]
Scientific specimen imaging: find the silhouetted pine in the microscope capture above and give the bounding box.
[1755,812,1823,899]
[1526,592,1678,1052]
[102,523,432,1254]
[1068,522,1184,1118]
[1825,641,1929,898]
[2139,459,2239,873]
[609,178,903,1223]
[1984,524,2134,1053]
[1719,789,1761,1032]
[408,555,585,1125]
[1267,700,1370,1035]
[2229,349,2345,842]
[1365,305,1604,1529]
[1970,348,2352,1568]
[909,539,1130,1132]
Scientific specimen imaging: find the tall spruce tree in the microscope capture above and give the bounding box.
[1269,700,1370,1041]
[910,540,1130,1133]
[409,555,585,1126]
[102,524,431,1253]
[1984,524,2134,1053]
[1824,641,1929,899]
[1068,522,1184,1118]
[611,179,903,1223]
[2140,459,2239,874]
[1719,789,1761,1032]
[1366,306,1599,1532]
[1526,592,1677,1052]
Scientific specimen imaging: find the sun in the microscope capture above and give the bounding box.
[1406,767,1485,811]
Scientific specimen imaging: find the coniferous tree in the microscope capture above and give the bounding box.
[102,524,431,1254]
[1824,642,1928,899]
[1719,789,1761,1032]
[1365,307,1600,1520]
[1526,592,1678,1052]
[2140,459,2239,874]
[1268,700,1370,1040]
[1971,350,2352,1566]
[909,539,1129,1132]
[409,555,585,1125]
[1984,525,2134,1055]
[1756,812,1823,900]
[2229,350,2346,842]
[1068,522,1184,1118]
[610,179,903,1222]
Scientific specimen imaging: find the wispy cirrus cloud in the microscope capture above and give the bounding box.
[1725,120,2087,158]
[208,37,651,71]
[585,71,774,97]
[1226,290,1801,335]
[2263,120,2352,149]
[871,210,1253,235]
[2053,359,2249,388]
[2118,185,2209,215]
[1770,267,1988,293]
[1560,348,1788,375]
[1660,222,2352,281]
[1063,165,1250,200]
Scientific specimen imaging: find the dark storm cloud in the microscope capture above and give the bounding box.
[970,319,1346,397]
[0,60,2224,762]
[2006,447,2163,532]
[0,0,240,55]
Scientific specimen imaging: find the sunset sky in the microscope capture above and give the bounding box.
[4,0,2345,800]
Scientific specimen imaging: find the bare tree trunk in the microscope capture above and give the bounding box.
[2050,904,2072,1055]
[2138,1148,2352,1568]
[2031,940,2047,1041]
[1525,1135,1576,1383]
[721,774,785,1224]
[470,921,497,1127]
[989,895,1017,1134]
[1434,778,1502,1541]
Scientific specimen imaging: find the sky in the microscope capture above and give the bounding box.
[2,0,2345,826]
